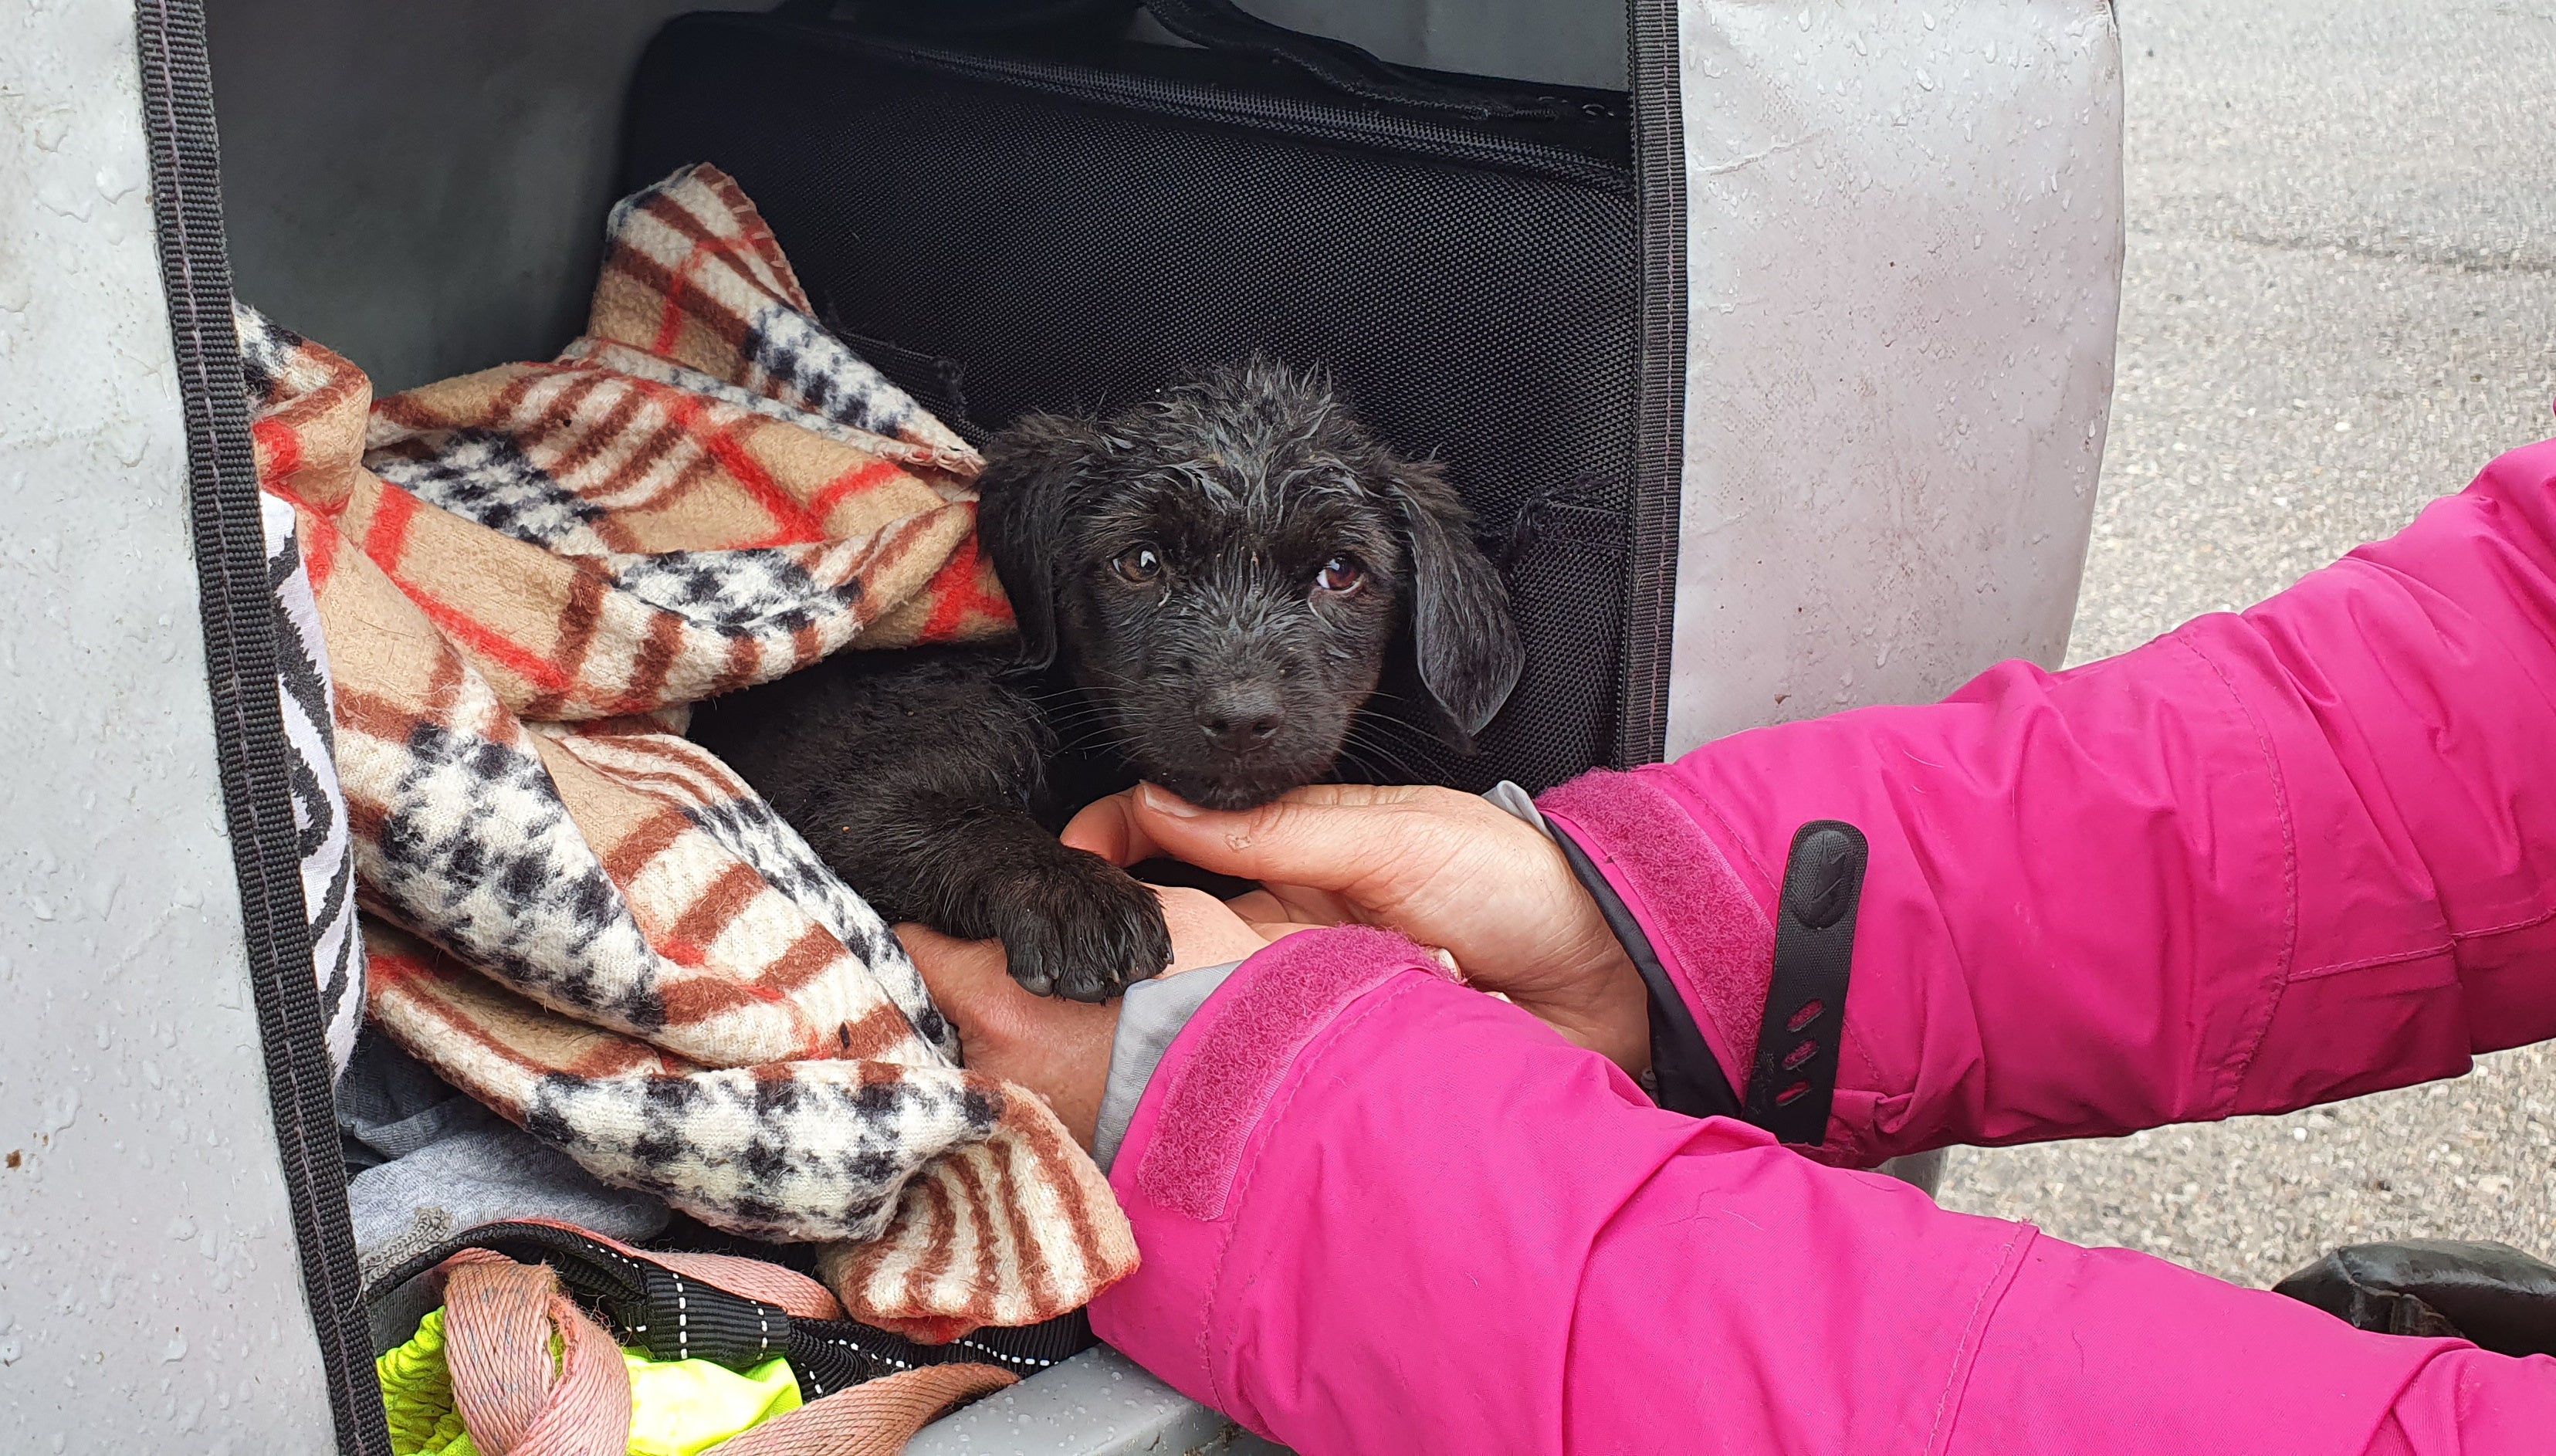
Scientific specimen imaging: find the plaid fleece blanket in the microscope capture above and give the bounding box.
[248,164,1135,1338]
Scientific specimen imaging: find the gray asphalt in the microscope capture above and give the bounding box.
[1934,0,2556,1288]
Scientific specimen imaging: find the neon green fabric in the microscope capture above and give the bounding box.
[377,1309,479,1456]
[377,1305,802,1456]
[620,1346,801,1456]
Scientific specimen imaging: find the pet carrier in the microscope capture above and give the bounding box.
[0,1,2120,1448]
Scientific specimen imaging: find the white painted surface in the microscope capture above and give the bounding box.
[1664,0,2123,753]
[0,2,337,1448]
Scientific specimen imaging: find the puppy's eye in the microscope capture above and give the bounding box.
[1313,556,1365,595]
[1113,546,1163,584]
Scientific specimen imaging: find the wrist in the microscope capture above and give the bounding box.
[988,1001,1117,1152]
[1545,913,1652,1078]
[1470,782,1652,1078]
[1535,796,1749,1122]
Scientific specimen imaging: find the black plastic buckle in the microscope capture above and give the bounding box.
[1742,821,1867,1146]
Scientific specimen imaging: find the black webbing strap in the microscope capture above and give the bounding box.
[1743,821,1870,1146]
[1616,0,1688,772]
[133,5,392,1452]
[369,1222,1099,1399]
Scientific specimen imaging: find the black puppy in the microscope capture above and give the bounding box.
[692,360,1522,1000]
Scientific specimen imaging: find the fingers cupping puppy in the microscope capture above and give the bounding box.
[1065,782,1650,1075]
[911,780,1651,1149]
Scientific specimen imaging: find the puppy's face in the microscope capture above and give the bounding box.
[1051,445,1405,809]
[977,360,1523,811]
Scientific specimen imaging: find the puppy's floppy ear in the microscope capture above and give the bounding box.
[1379,455,1524,746]
[974,411,1105,672]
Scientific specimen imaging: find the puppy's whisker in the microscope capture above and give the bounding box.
[1036,704,1124,727]
[1335,742,1423,789]
[1352,684,1424,706]
[1352,698,1447,736]
[1337,729,1430,784]
[1330,743,1384,784]
[1050,730,1129,758]
[1342,721,1438,782]
[1351,748,1429,786]
[1364,740,1433,771]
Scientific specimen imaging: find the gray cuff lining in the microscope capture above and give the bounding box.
[1091,960,1239,1173]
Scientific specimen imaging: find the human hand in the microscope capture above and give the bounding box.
[898,886,1288,1150]
[1063,783,1649,1075]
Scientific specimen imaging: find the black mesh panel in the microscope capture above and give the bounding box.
[625,14,1642,792]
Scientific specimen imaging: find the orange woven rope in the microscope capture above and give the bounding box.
[646,1250,845,1321]
[705,1364,1017,1456]
[432,1240,1004,1455]
[440,1255,632,1456]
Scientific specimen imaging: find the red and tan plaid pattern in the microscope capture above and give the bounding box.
[242,165,1134,1335]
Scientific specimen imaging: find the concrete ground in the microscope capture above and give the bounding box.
[1934,0,2556,1287]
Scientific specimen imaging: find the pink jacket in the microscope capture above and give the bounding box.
[1087,439,2556,1454]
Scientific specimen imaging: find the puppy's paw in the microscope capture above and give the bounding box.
[994,855,1173,1003]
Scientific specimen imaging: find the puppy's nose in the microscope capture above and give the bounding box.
[1197,682,1285,755]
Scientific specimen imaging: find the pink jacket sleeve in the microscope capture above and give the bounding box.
[1088,926,2556,1454]
[1088,442,2556,1452]
[1541,438,2556,1166]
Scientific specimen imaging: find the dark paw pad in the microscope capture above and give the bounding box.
[995,856,1173,1003]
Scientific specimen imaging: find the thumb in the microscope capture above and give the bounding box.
[1129,781,1439,895]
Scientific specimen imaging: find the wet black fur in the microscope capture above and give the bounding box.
[691,360,1522,1000]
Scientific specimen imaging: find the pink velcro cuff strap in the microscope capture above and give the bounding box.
[1132,925,1448,1223]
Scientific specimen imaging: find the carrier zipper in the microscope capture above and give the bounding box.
[748,16,1633,192]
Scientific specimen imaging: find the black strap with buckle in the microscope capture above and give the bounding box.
[1742,821,1869,1145]
[366,1221,1096,1397]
